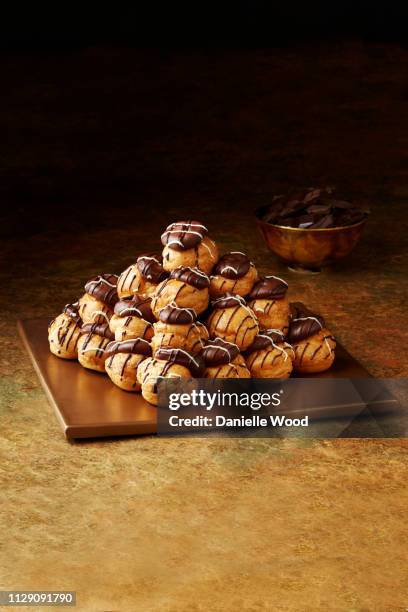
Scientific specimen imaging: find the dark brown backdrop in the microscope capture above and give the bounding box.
[2,41,408,375]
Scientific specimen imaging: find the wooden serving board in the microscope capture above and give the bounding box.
[18,318,377,440]
[18,318,157,440]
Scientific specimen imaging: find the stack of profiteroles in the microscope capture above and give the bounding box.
[48,221,336,405]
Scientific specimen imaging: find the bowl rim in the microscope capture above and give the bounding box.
[254,207,368,233]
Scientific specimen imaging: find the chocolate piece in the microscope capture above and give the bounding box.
[105,338,152,357]
[170,267,210,289]
[212,294,246,309]
[279,200,308,218]
[155,347,205,377]
[136,254,168,284]
[261,200,283,224]
[63,302,81,325]
[303,188,325,203]
[245,329,286,355]
[214,252,250,279]
[306,203,331,214]
[310,213,334,229]
[159,304,197,324]
[201,338,239,366]
[114,296,155,323]
[287,303,325,343]
[297,214,315,229]
[248,276,288,300]
[84,274,119,308]
[80,322,115,340]
[161,220,208,251]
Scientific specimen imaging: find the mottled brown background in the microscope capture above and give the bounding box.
[1,38,408,611]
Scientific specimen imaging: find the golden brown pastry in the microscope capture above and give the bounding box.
[137,347,205,405]
[151,303,209,355]
[287,303,336,373]
[48,303,82,359]
[244,329,294,378]
[207,294,259,351]
[77,322,115,372]
[201,338,251,378]
[151,267,210,318]
[247,275,290,333]
[109,295,155,342]
[209,252,258,298]
[78,274,119,325]
[105,338,152,391]
[117,255,168,299]
[161,220,219,274]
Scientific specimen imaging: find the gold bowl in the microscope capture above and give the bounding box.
[255,205,367,273]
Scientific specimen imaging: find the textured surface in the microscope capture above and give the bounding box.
[1,42,408,610]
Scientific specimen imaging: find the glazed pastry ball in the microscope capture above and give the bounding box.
[247,275,290,333]
[161,220,219,274]
[205,354,250,379]
[209,252,258,298]
[48,303,82,359]
[77,322,115,372]
[151,267,210,318]
[78,273,119,325]
[244,330,295,378]
[109,295,155,342]
[151,303,209,355]
[137,347,205,405]
[288,303,336,373]
[117,255,168,299]
[291,328,336,373]
[201,338,251,378]
[207,294,259,351]
[105,338,152,392]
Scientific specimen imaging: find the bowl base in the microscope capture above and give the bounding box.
[288,264,322,275]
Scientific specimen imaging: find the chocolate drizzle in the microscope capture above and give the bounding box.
[80,322,115,340]
[245,329,286,355]
[170,267,210,289]
[155,347,205,377]
[63,302,82,325]
[287,303,325,343]
[161,220,208,251]
[105,338,152,357]
[114,295,155,322]
[248,276,288,300]
[84,274,119,307]
[136,254,168,283]
[214,252,250,279]
[212,294,246,309]
[201,338,239,366]
[159,303,197,324]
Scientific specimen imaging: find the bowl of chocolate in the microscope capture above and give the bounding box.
[255,187,369,273]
